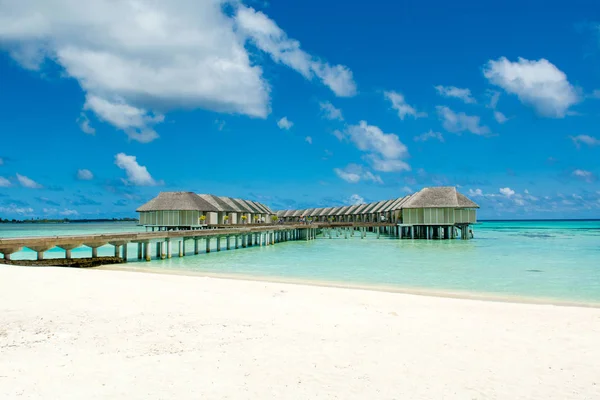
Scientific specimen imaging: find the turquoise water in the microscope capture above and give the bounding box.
[2,221,600,303]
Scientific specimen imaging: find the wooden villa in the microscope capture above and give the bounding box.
[275,187,479,239]
[137,192,274,230]
[136,187,478,239]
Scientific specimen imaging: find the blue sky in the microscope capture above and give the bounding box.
[0,0,599,219]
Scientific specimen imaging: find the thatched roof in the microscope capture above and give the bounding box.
[271,187,479,216]
[370,200,388,213]
[218,196,245,212]
[137,192,219,212]
[229,198,254,213]
[388,196,410,210]
[138,192,276,214]
[339,205,353,215]
[327,206,343,216]
[401,187,479,209]
[197,194,236,212]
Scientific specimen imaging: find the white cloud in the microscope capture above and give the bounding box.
[414,130,444,142]
[77,113,95,135]
[332,130,344,141]
[114,153,161,186]
[338,121,411,173]
[60,209,79,216]
[436,106,491,136]
[488,91,501,109]
[215,119,226,131]
[16,173,42,189]
[434,86,476,104]
[334,164,382,184]
[401,186,413,194]
[348,194,364,205]
[0,0,277,141]
[305,136,312,144]
[334,167,361,184]
[364,155,410,173]
[523,190,538,201]
[499,187,515,197]
[570,135,600,148]
[319,101,343,121]
[345,121,409,160]
[235,6,356,97]
[77,169,94,180]
[384,91,427,120]
[494,111,508,124]
[277,116,293,130]
[0,176,11,187]
[483,57,580,118]
[362,170,384,184]
[573,169,595,183]
[468,188,484,197]
[84,95,162,143]
[0,205,34,215]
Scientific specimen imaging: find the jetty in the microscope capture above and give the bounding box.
[0,186,479,264]
[0,224,318,263]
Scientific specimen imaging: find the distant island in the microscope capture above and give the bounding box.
[0,218,138,224]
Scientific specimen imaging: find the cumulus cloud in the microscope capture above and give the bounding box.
[493,111,508,124]
[77,169,94,180]
[277,117,293,130]
[434,86,476,104]
[60,209,79,216]
[114,153,161,186]
[437,106,491,136]
[305,136,312,144]
[483,57,580,118]
[345,121,408,160]
[0,1,304,142]
[319,101,343,121]
[0,205,34,215]
[348,194,365,205]
[363,155,410,173]
[235,6,356,97]
[77,113,95,135]
[336,121,410,172]
[499,187,515,197]
[573,169,595,183]
[468,188,484,197]
[414,130,444,142]
[16,173,42,189]
[570,135,600,148]
[84,95,163,142]
[0,176,10,187]
[334,164,382,184]
[384,91,427,120]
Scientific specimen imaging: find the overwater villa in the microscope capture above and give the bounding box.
[136,187,478,239]
[136,192,274,228]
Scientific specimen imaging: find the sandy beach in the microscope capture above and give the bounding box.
[1,265,600,399]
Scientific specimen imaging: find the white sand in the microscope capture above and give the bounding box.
[1,266,599,400]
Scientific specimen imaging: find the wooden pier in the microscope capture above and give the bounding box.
[0,224,317,263]
[0,221,473,265]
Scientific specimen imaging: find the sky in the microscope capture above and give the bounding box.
[0,0,599,220]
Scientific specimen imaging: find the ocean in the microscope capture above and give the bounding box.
[1,220,599,304]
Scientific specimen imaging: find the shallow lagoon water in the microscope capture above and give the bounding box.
[2,220,599,303]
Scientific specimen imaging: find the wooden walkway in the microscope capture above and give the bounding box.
[0,224,317,262]
[0,221,470,264]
